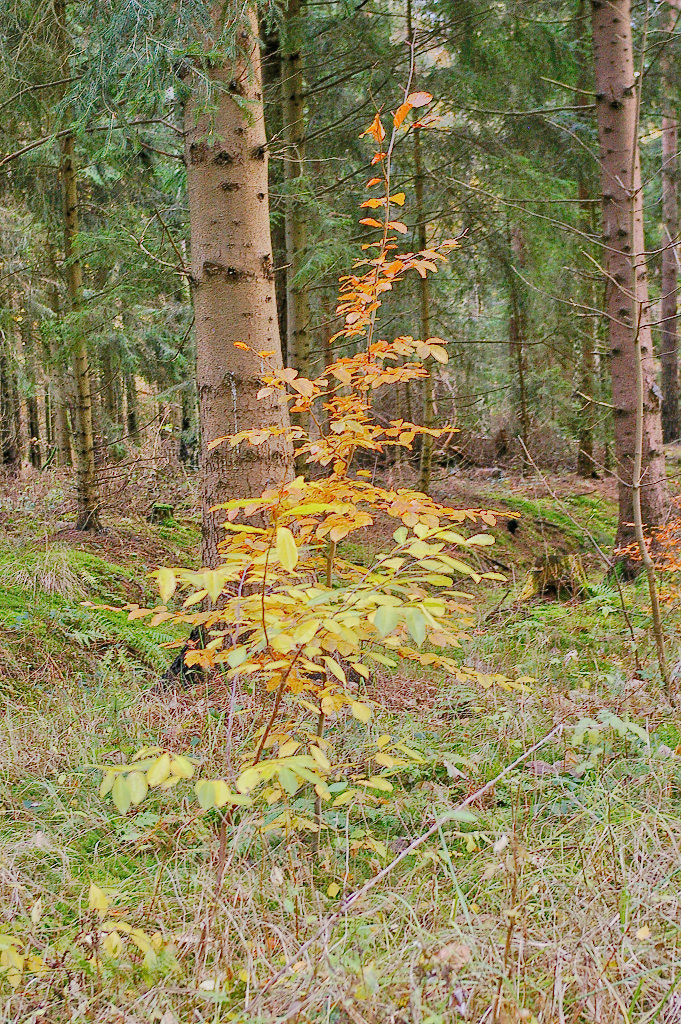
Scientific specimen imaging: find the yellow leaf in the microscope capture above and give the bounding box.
[126,771,148,806]
[324,655,347,683]
[428,344,448,364]
[310,745,331,771]
[170,755,195,779]
[327,882,341,897]
[88,884,109,915]
[157,568,176,604]
[358,776,393,792]
[146,753,171,787]
[390,192,406,206]
[276,527,298,571]
[350,701,372,724]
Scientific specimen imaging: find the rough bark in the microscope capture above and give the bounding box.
[185,7,293,567]
[281,0,312,392]
[660,0,680,442]
[591,0,667,546]
[56,0,101,528]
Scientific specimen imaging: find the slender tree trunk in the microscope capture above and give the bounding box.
[660,0,680,442]
[6,292,28,471]
[19,313,41,469]
[0,330,21,471]
[508,226,529,450]
[591,0,668,546]
[56,0,100,528]
[404,0,436,494]
[576,0,598,477]
[185,7,293,567]
[261,21,288,351]
[576,178,599,477]
[126,373,138,440]
[44,265,72,466]
[281,0,312,393]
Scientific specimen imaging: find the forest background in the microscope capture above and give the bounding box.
[2,0,681,1022]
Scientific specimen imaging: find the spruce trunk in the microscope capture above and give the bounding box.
[281,0,311,391]
[660,0,680,443]
[185,8,293,568]
[55,0,100,528]
[591,0,667,546]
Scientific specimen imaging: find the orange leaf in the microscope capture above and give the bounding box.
[366,177,382,187]
[393,101,412,129]
[360,197,386,209]
[233,341,250,350]
[359,217,383,228]
[371,152,387,165]
[360,111,386,143]
[407,91,432,107]
[387,221,408,234]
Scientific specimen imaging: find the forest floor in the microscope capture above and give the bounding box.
[1,462,681,1023]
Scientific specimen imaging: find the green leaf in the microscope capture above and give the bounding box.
[405,608,426,646]
[112,775,132,814]
[195,780,215,810]
[373,605,400,637]
[278,767,299,796]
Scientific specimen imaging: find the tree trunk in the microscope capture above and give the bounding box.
[185,7,293,567]
[125,373,139,440]
[281,0,312,392]
[660,0,680,443]
[56,0,100,528]
[260,21,288,351]
[44,261,73,466]
[591,0,667,546]
[0,331,21,471]
[19,313,41,469]
[576,0,598,478]
[508,225,529,450]
[404,0,436,495]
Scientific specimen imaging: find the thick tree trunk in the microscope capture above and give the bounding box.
[591,0,667,546]
[281,0,312,391]
[185,8,293,568]
[660,0,680,442]
[56,0,100,528]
